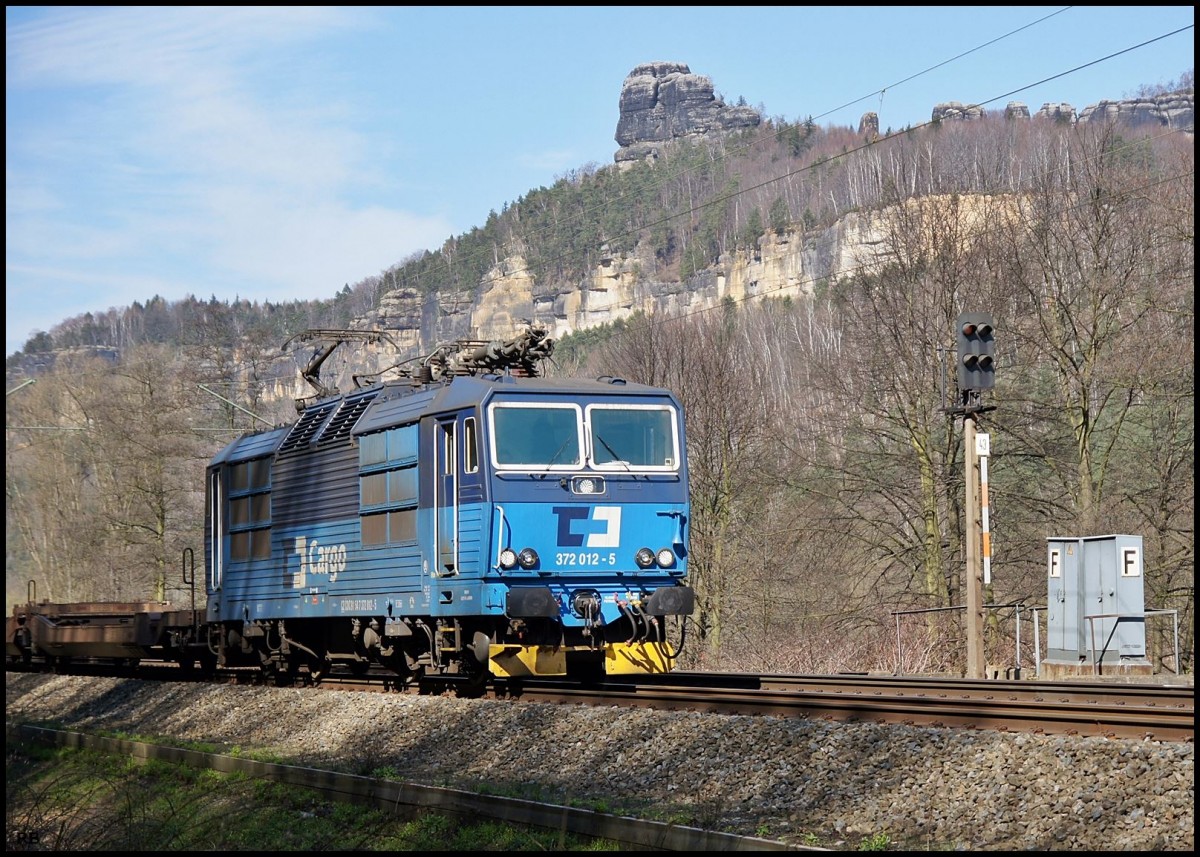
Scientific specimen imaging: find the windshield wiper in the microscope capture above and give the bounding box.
[538,435,576,475]
[593,433,632,470]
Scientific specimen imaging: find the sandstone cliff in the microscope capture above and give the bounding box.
[330,206,914,401]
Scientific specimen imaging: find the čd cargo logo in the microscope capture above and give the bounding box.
[291,535,348,587]
[552,505,621,547]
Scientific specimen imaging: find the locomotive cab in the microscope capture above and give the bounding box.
[479,388,694,677]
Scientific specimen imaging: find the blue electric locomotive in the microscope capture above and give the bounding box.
[204,326,694,684]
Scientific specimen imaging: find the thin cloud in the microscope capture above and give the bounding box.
[6,6,452,354]
[6,7,354,86]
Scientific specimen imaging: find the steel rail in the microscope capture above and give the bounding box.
[9,658,1192,741]
[497,680,1194,742]
[594,671,1195,709]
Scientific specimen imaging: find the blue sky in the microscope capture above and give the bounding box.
[5,6,1194,357]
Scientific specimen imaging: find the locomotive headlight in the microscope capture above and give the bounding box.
[499,548,518,570]
[517,547,540,569]
[571,475,605,495]
[655,548,676,569]
[635,547,656,569]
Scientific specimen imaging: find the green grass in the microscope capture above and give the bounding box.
[858,831,892,851]
[4,743,621,851]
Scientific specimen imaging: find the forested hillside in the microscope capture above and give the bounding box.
[5,74,1194,676]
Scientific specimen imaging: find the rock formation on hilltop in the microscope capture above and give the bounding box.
[1077,93,1194,130]
[616,62,1193,167]
[928,93,1192,131]
[614,61,761,165]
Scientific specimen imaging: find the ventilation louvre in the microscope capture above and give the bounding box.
[316,392,377,447]
[278,403,337,454]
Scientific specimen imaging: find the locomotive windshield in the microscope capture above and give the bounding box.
[586,404,677,469]
[491,404,583,469]
[490,401,679,472]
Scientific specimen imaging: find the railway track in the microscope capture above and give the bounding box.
[306,668,1195,742]
[494,672,1194,742]
[12,660,1189,743]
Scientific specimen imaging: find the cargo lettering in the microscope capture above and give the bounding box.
[292,536,348,588]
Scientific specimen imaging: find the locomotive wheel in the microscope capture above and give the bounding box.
[449,630,494,697]
[456,651,492,698]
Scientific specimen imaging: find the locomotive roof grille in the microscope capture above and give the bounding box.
[278,402,337,455]
[316,392,377,448]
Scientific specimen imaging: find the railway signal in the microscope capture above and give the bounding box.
[952,311,996,679]
[956,312,995,391]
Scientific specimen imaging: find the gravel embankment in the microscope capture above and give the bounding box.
[5,672,1194,851]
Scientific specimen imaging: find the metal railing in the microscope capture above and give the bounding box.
[891,602,1026,677]
[1020,607,1181,678]
[1082,610,1181,676]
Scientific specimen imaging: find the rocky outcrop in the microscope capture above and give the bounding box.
[1004,102,1031,120]
[349,204,914,388]
[614,62,761,165]
[969,102,1079,124]
[1035,102,1077,123]
[1078,92,1194,131]
[932,102,987,122]
[934,93,1194,132]
[312,75,1193,397]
